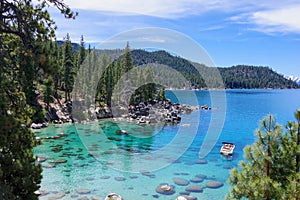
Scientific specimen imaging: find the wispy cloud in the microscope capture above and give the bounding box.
[228,3,300,35]
[63,0,251,19]
[62,0,300,35]
[199,25,225,32]
[250,6,300,34]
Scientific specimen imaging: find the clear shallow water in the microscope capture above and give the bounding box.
[34,89,300,200]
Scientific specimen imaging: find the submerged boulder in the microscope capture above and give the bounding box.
[155,184,175,195]
[47,192,65,200]
[173,177,190,186]
[185,185,203,193]
[190,177,204,183]
[206,181,224,189]
[195,174,207,179]
[76,189,91,194]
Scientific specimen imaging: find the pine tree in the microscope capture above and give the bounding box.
[77,35,86,70]
[0,1,76,199]
[54,42,64,98]
[63,33,75,102]
[121,41,133,79]
[227,114,300,199]
[0,102,42,200]
[143,66,156,101]
[43,77,55,109]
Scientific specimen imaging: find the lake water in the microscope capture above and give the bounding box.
[34,89,300,200]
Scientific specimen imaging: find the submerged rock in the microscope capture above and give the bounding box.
[173,177,190,186]
[43,164,56,168]
[190,177,204,183]
[114,177,126,181]
[185,185,203,193]
[141,171,156,178]
[76,189,91,194]
[100,175,111,179]
[206,181,224,189]
[155,184,175,195]
[195,174,207,179]
[91,196,101,200]
[54,159,67,164]
[179,191,190,195]
[47,192,65,200]
[180,172,190,176]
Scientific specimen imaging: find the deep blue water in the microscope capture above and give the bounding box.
[34,89,300,200]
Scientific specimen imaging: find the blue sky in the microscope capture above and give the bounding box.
[50,0,300,77]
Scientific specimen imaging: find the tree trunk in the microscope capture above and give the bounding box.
[296,117,300,200]
[0,1,3,71]
[295,110,300,200]
[297,118,300,172]
[265,115,272,200]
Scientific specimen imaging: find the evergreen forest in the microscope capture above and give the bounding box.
[0,1,299,199]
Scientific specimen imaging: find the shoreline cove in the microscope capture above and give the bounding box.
[33,89,300,200]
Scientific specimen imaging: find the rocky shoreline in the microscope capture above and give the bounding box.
[125,100,207,124]
[31,99,212,129]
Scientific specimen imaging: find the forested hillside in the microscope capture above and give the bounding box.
[219,65,298,89]
[130,49,206,88]
[130,49,299,89]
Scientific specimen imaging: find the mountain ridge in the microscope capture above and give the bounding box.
[130,49,299,89]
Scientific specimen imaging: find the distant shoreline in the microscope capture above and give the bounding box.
[166,88,300,91]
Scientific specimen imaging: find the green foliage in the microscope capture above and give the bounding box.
[131,50,299,89]
[0,0,76,199]
[63,33,76,102]
[227,113,300,200]
[43,77,55,109]
[71,47,298,112]
[132,66,157,104]
[84,44,166,108]
[131,49,205,88]
[121,42,133,76]
[0,110,42,200]
[77,35,86,71]
[219,65,299,89]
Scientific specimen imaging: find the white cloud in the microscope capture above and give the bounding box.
[58,0,300,35]
[63,0,245,18]
[250,6,300,34]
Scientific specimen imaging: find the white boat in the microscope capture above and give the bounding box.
[220,142,235,156]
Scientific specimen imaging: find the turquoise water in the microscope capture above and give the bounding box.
[34,89,300,200]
